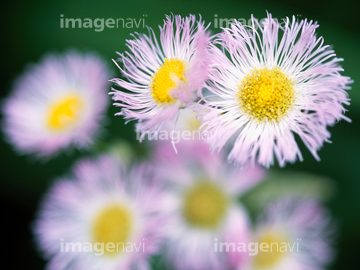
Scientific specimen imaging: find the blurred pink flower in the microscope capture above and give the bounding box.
[242,197,334,270]
[2,50,110,157]
[34,155,171,270]
[153,140,266,270]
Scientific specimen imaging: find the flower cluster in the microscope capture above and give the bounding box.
[111,13,351,168]
[1,12,350,270]
[33,147,334,270]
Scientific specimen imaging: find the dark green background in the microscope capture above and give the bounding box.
[0,0,359,269]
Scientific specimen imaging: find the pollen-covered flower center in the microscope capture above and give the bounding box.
[47,95,83,131]
[253,232,289,268]
[237,67,294,122]
[92,204,133,256]
[182,181,228,228]
[150,58,186,104]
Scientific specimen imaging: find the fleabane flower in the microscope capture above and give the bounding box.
[153,140,265,270]
[34,155,170,270]
[242,197,334,270]
[2,51,110,157]
[198,13,352,168]
[110,14,211,140]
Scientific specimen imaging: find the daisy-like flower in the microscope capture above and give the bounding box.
[243,197,334,270]
[110,14,210,141]
[198,13,352,168]
[154,140,265,270]
[2,51,109,157]
[34,155,170,270]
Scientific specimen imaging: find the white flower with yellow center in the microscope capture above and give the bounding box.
[198,13,352,168]
[2,51,109,157]
[34,156,170,270]
[110,14,210,140]
[154,140,265,270]
[243,198,334,270]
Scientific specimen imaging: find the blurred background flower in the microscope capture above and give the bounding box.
[2,50,110,157]
[152,139,265,270]
[0,0,359,269]
[34,155,170,270]
[243,197,334,270]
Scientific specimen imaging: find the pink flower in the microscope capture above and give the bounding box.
[110,14,211,140]
[243,197,334,270]
[197,13,352,168]
[34,155,171,270]
[153,140,266,270]
[2,51,110,157]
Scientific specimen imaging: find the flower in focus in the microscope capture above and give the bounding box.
[110,14,211,140]
[198,13,352,168]
[154,140,265,270]
[243,197,334,270]
[2,51,110,157]
[34,155,170,270]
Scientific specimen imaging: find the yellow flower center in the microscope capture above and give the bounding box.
[253,231,289,268]
[47,94,83,131]
[150,58,186,104]
[182,181,228,229]
[237,67,294,122]
[92,204,133,256]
